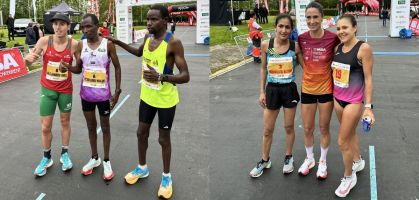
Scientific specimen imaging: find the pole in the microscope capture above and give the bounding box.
[231,0,234,26]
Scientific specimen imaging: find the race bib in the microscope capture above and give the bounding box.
[141,63,161,90]
[267,57,293,79]
[46,61,68,81]
[332,61,350,88]
[83,68,107,88]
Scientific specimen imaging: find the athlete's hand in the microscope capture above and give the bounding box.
[143,65,159,83]
[24,52,40,64]
[362,108,375,127]
[59,60,70,73]
[258,93,266,108]
[110,91,121,110]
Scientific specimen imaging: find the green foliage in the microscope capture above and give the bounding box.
[323,8,338,16]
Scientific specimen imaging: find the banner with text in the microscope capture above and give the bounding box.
[196,0,209,44]
[0,49,28,83]
[389,0,411,37]
[295,0,313,35]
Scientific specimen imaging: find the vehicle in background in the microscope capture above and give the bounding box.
[14,18,34,36]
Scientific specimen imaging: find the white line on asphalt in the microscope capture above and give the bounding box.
[96,94,131,134]
[369,145,378,200]
[36,193,46,200]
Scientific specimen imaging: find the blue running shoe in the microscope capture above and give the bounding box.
[34,157,53,177]
[60,152,73,172]
[124,165,149,184]
[158,174,173,199]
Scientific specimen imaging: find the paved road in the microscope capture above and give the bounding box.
[210,16,419,200]
[0,26,210,200]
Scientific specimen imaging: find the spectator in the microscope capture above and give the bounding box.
[382,9,389,27]
[33,23,43,43]
[6,14,15,41]
[261,4,269,24]
[25,23,37,46]
[99,22,110,37]
[254,4,261,23]
[170,20,176,34]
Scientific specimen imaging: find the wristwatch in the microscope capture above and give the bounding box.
[364,104,373,109]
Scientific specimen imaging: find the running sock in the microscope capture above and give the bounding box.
[104,158,109,162]
[162,172,171,177]
[92,154,99,160]
[43,149,51,159]
[138,164,148,170]
[285,155,293,159]
[354,155,363,162]
[262,157,270,163]
[320,146,329,162]
[305,146,314,159]
[61,146,68,155]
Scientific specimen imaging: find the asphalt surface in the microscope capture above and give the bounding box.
[0,26,209,200]
[210,16,419,200]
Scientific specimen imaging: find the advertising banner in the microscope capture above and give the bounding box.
[196,0,209,44]
[0,49,28,83]
[295,0,312,35]
[389,0,411,37]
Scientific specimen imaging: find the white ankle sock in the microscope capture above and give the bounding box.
[138,164,147,170]
[305,146,314,159]
[162,172,171,177]
[320,147,329,162]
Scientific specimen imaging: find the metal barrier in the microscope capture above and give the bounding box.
[233,29,276,60]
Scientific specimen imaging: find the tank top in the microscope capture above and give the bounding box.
[332,41,365,103]
[40,36,73,94]
[266,38,297,84]
[140,32,179,108]
[80,38,112,102]
[298,30,340,94]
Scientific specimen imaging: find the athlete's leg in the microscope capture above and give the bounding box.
[83,111,98,157]
[157,106,176,174]
[262,109,280,160]
[99,115,111,160]
[318,101,333,153]
[337,104,363,176]
[283,107,297,155]
[301,103,317,153]
[41,116,54,149]
[138,122,151,165]
[60,112,71,147]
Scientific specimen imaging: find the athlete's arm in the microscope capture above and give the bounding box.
[106,34,148,57]
[359,42,375,126]
[295,41,304,68]
[162,38,189,84]
[108,40,122,109]
[24,36,47,66]
[61,40,83,74]
[259,40,268,108]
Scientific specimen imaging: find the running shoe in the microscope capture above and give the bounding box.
[158,174,173,199]
[249,159,272,178]
[59,152,73,172]
[102,161,114,180]
[282,156,294,174]
[335,173,357,198]
[352,157,365,173]
[124,165,149,184]
[34,157,53,177]
[298,157,315,176]
[81,157,101,175]
[316,160,328,179]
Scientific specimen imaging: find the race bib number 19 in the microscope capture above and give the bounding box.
[332,61,350,88]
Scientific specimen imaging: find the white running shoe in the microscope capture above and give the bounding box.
[102,161,114,180]
[282,156,294,174]
[352,157,365,173]
[249,159,272,178]
[316,160,328,179]
[298,157,315,176]
[81,157,101,176]
[335,173,357,198]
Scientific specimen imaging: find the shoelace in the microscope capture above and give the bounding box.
[40,157,49,168]
[257,160,266,169]
[132,167,144,175]
[62,154,70,165]
[284,157,292,165]
[161,176,171,188]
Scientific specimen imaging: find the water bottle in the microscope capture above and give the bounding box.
[362,117,372,133]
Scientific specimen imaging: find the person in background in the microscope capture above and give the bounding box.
[7,14,15,41]
[248,12,263,63]
[25,23,37,46]
[170,20,176,34]
[99,22,110,37]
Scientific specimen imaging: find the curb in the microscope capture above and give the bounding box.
[209,58,253,80]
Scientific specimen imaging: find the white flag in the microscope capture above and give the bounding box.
[10,0,16,17]
[33,0,37,21]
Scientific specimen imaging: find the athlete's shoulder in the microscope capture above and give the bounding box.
[298,31,310,41]
[168,36,183,47]
[359,42,372,53]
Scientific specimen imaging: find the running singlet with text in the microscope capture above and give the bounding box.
[266,39,297,84]
[80,38,112,102]
[332,41,365,103]
[298,30,340,94]
[40,36,73,94]
[140,32,179,108]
